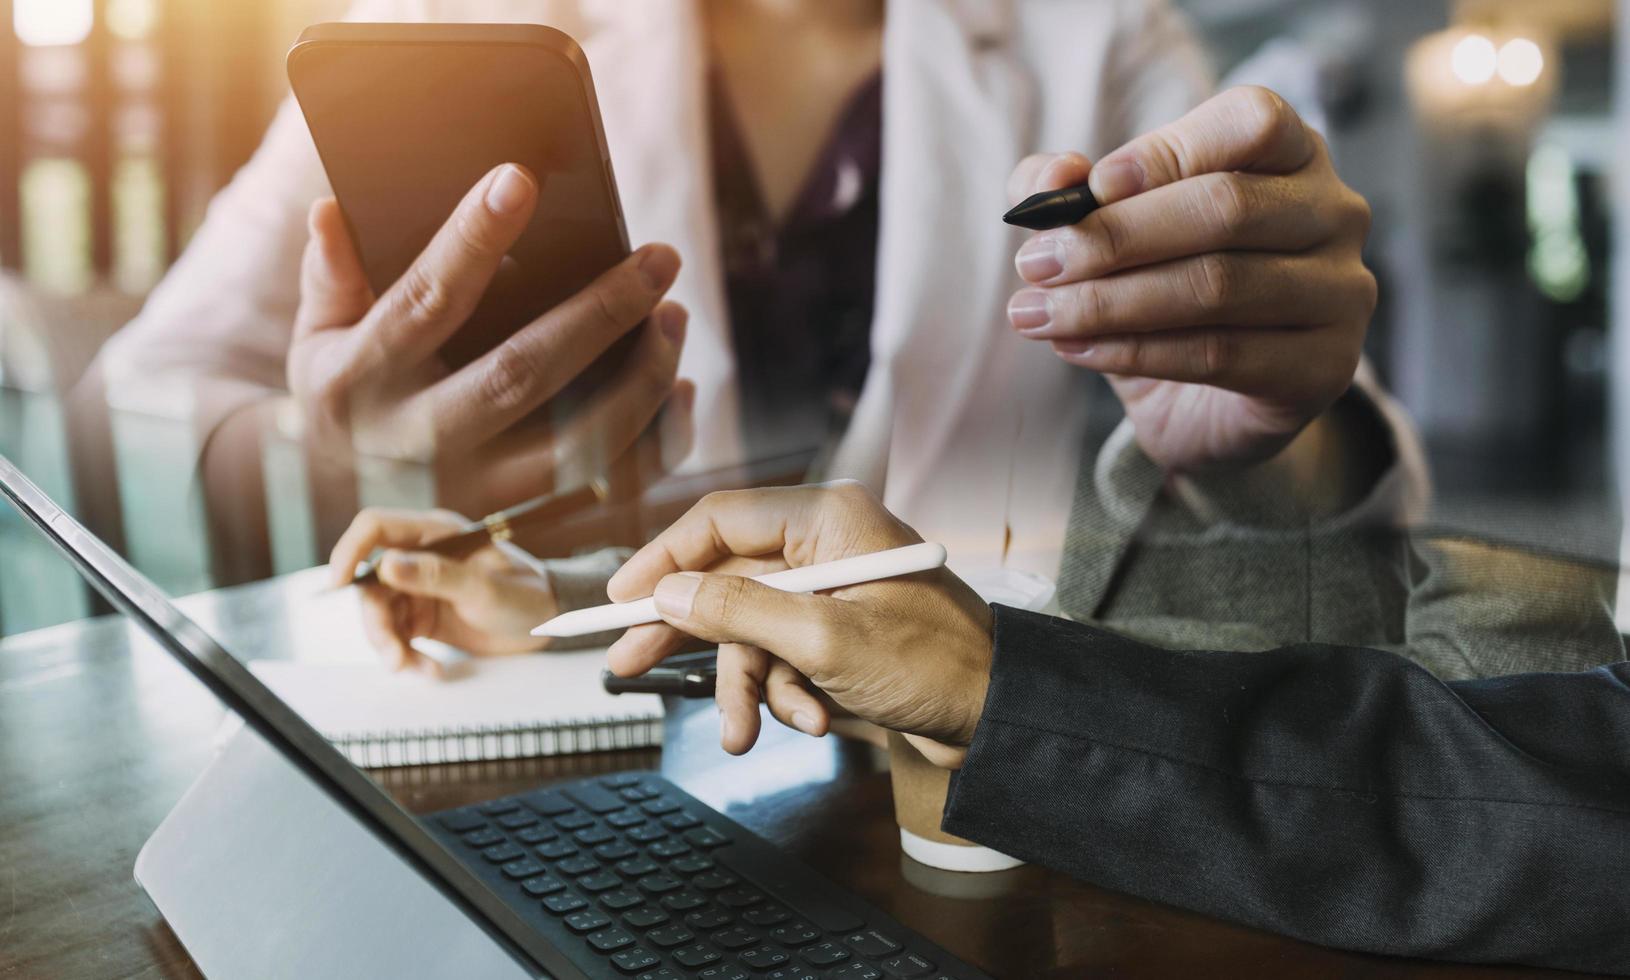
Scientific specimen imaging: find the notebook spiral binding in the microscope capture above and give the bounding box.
[333,715,665,769]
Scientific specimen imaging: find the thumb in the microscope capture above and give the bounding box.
[1007,151,1093,207]
[652,572,849,677]
[1088,86,1316,204]
[377,550,476,604]
[296,197,373,338]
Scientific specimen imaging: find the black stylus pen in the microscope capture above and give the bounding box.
[1003,182,1101,230]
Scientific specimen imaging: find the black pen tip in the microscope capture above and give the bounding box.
[1002,186,1097,231]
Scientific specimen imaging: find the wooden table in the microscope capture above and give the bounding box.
[0,570,1589,979]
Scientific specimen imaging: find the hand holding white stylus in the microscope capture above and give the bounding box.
[532,542,948,638]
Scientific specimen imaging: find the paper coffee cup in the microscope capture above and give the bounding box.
[887,567,1056,872]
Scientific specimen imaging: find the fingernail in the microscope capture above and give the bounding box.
[384,552,419,579]
[653,572,701,619]
[484,164,532,215]
[653,304,686,346]
[1089,158,1144,203]
[1007,289,1051,332]
[638,245,680,291]
[792,710,820,736]
[1016,238,1064,283]
[718,709,736,746]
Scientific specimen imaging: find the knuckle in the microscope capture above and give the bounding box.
[480,340,542,415]
[1347,191,1374,237]
[1199,330,1234,380]
[1356,267,1380,316]
[1073,279,1109,329]
[450,206,497,260]
[706,576,750,627]
[1187,254,1235,314]
[636,346,678,403]
[1082,210,1126,272]
[399,266,452,325]
[1236,85,1293,147]
[1202,172,1250,238]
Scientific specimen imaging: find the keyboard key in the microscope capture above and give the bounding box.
[580,872,623,893]
[628,824,668,844]
[846,930,902,957]
[524,790,576,816]
[610,947,660,973]
[671,854,716,875]
[543,892,588,914]
[634,970,683,980]
[616,856,661,878]
[802,941,852,965]
[497,810,540,830]
[481,843,526,864]
[672,943,722,968]
[770,923,821,947]
[712,927,760,951]
[601,773,645,789]
[565,783,630,813]
[620,786,659,803]
[478,799,520,816]
[556,855,599,876]
[645,924,695,949]
[565,909,613,933]
[648,838,690,858]
[717,887,763,909]
[640,797,682,816]
[461,827,505,848]
[600,889,643,911]
[765,969,820,980]
[607,809,648,829]
[717,856,863,933]
[683,907,734,930]
[553,812,596,831]
[828,964,885,980]
[742,905,791,927]
[879,953,935,978]
[521,875,565,897]
[684,827,730,849]
[536,840,578,860]
[437,809,486,833]
[660,811,701,830]
[574,826,616,846]
[692,871,738,891]
[660,890,707,912]
[739,945,791,970]
[594,840,638,861]
[637,873,683,894]
[501,858,546,880]
[696,967,750,980]
[516,824,558,845]
[588,927,636,952]
[624,905,670,929]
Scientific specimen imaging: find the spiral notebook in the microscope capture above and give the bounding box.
[248,651,664,768]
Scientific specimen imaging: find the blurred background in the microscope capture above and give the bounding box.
[0,0,1620,633]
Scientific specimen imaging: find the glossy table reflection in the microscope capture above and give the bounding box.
[0,571,1602,979]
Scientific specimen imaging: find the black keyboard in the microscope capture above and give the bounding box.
[429,772,992,980]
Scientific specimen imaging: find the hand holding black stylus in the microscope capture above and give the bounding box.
[1001,87,1380,473]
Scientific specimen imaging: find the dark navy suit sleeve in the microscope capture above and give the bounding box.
[942,605,1630,975]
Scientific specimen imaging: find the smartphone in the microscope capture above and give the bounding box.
[286,22,631,387]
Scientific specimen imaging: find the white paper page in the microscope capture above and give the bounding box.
[250,651,661,739]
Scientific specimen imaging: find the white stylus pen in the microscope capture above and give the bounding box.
[531,542,948,638]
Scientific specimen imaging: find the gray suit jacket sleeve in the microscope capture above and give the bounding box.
[943,605,1630,975]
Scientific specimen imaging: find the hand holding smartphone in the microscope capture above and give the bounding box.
[283,23,690,515]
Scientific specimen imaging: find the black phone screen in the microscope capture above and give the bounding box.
[287,24,630,371]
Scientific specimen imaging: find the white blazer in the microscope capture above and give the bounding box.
[100,0,1214,577]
